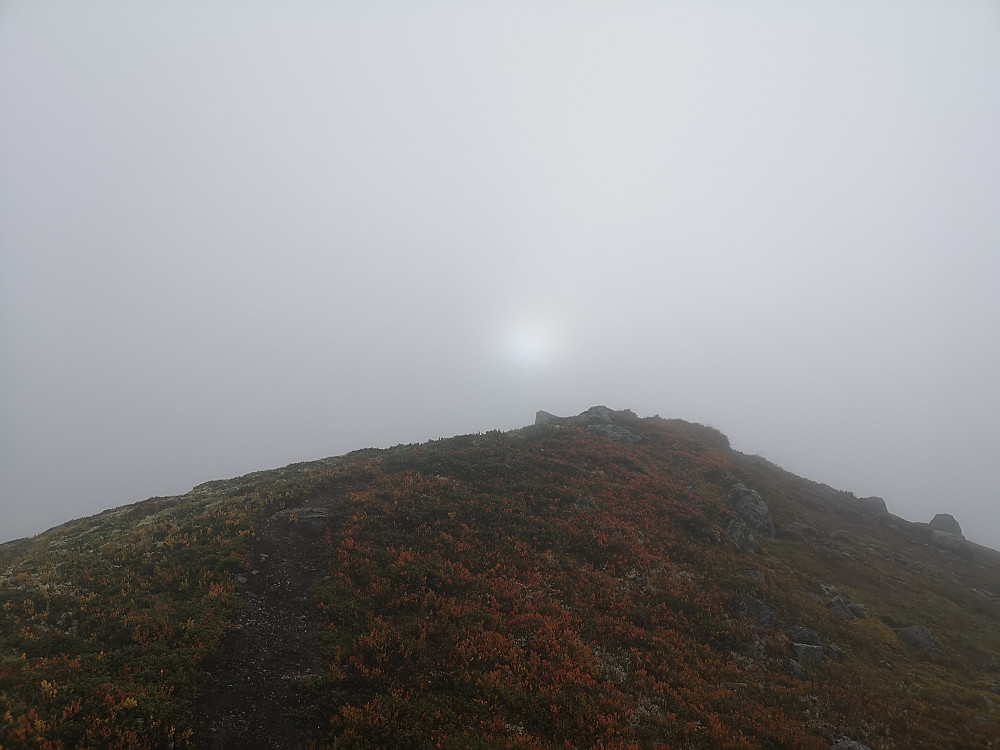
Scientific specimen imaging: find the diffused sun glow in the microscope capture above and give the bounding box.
[499,319,557,373]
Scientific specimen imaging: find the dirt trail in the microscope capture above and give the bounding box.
[198,485,362,749]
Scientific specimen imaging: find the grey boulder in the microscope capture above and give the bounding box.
[731,484,776,537]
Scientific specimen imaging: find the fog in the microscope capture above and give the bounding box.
[2,2,999,549]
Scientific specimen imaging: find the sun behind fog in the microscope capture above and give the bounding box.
[497,316,562,375]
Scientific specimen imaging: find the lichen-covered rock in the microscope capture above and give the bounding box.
[731,484,776,537]
[739,569,765,582]
[726,519,762,554]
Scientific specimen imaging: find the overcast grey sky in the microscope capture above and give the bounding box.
[2,2,999,549]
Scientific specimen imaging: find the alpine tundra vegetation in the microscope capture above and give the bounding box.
[1,408,998,749]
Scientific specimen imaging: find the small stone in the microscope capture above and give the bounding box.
[738,569,765,582]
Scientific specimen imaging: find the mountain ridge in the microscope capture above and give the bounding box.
[2,408,998,748]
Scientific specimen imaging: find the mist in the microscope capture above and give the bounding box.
[2,2,999,549]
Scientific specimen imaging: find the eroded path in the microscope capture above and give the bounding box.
[199,485,362,749]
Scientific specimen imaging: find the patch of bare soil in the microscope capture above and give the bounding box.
[198,484,364,749]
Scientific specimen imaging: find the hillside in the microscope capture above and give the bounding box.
[1,407,998,749]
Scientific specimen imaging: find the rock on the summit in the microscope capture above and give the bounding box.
[535,410,561,426]
[576,405,618,424]
[929,513,963,536]
[586,424,643,443]
[730,484,776,537]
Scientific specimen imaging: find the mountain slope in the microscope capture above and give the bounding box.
[1,409,998,749]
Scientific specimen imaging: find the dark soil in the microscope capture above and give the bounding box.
[198,485,364,749]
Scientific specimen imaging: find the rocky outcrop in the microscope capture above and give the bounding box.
[534,410,560,426]
[535,406,641,433]
[929,513,962,535]
[587,424,643,443]
[784,659,807,680]
[784,626,824,670]
[784,626,821,646]
[816,584,866,621]
[731,484,776,537]
[741,597,777,628]
[576,405,619,423]
[852,496,889,516]
[726,519,762,554]
[930,530,966,551]
[896,625,935,650]
[791,643,824,668]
